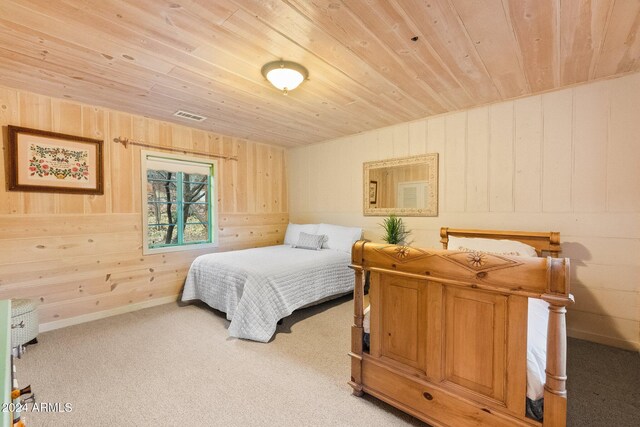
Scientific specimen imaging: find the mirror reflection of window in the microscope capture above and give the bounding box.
[363,153,438,217]
[368,164,428,208]
[397,182,429,208]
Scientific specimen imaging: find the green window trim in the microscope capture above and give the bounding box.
[143,153,216,254]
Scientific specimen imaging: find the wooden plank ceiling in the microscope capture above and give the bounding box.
[0,0,638,147]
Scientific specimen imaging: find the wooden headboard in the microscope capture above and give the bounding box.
[440,227,561,258]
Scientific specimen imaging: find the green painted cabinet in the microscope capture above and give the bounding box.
[0,300,11,427]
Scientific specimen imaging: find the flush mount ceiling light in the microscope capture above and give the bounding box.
[261,60,308,95]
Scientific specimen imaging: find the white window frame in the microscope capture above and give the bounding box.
[141,150,218,255]
[396,180,429,209]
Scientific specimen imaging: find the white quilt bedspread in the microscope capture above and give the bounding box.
[182,245,354,342]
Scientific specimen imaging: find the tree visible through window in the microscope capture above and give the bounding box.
[144,154,214,251]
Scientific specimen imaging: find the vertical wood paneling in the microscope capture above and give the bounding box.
[427,116,446,204]
[288,73,640,350]
[245,141,256,213]
[377,127,394,159]
[466,107,489,212]
[222,136,237,213]
[573,81,608,212]
[0,85,288,326]
[266,145,276,213]
[489,102,514,212]
[392,122,409,157]
[20,92,55,214]
[82,106,108,213]
[514,96,542,212]
[271,144,282,213]
[109,112,134,213]
[317,139,337,213]
[0,87,22,214]
[52,100,84,214]
[350,134,369,213]
[254,143,267,213]
[131,116,146,216]
[281,150,288,213]
[306,143,322,214]
[235,138,249,213]
[333,138,350,213]
[286,147,307,215]
[542,90,573,212]
[444,113,467,212]
[607,73,640,212]
[408,120,427,156]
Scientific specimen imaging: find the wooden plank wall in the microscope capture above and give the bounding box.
[288,73,640,351]
[0,85,288,326]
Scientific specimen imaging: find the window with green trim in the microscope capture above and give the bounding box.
[143,153,215,253]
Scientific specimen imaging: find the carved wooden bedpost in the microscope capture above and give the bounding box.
[543,257,574,427]
[439,227,449,249]
[348,241,366,397]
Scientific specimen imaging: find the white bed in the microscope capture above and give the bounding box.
[182,223,361,342]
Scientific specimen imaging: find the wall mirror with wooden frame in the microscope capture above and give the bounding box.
[363,154,438,217]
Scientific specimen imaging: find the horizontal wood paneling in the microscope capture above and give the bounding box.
[288,73,640,350]
[0,87,288,326]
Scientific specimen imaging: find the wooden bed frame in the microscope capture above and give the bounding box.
[349,228,573,427]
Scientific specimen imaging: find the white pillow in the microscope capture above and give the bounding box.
[447,236,538,257]
[284,223,319,246]
[292,232,326,251]
[316,223,362,253]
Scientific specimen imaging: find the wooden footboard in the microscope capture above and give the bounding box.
[349,241,573,427]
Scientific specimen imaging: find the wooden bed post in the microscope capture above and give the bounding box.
[542,295,573,427]
[349,241,366,397]
[549,232,561,258]
[543,257,574,427]
[439,227,449,249]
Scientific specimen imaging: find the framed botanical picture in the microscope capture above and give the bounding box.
[7,126,104,194]
[369,180,378,204]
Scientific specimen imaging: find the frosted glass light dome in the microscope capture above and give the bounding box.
[261,61,308,94]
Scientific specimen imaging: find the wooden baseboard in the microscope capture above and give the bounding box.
[567,328,639,352]
[38,296,178,333]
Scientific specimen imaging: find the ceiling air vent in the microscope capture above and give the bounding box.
[173,110,207,122]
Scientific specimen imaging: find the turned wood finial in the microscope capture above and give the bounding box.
[440,227,449,249]
[549,231,561,257]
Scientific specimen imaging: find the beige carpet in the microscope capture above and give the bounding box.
[15,296,423,427]
[15,296,640,427]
